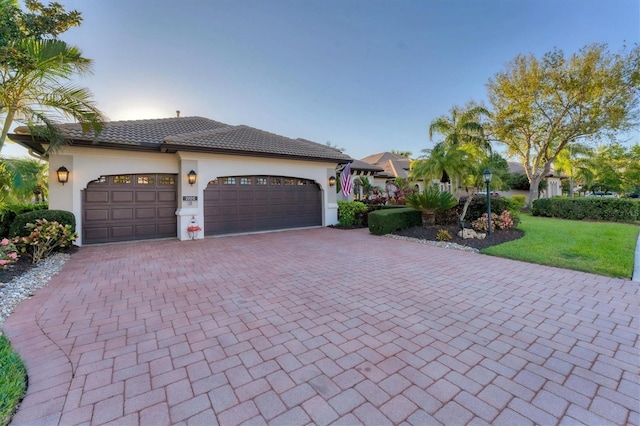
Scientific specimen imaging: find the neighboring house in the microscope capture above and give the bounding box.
[359,152,425,193]
[341,160,384,201]
[499,161,565,199]
[10,117,352,245]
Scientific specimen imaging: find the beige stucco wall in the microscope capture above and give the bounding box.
[49,147,339,245]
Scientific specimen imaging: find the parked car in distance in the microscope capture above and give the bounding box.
[586,192,618,198]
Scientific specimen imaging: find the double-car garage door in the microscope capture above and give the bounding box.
[82,174,322,244]
[204,176,322,235]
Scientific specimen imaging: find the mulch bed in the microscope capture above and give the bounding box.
[392,225,525,250]
[0,256,34,284]
[0,246,79,284]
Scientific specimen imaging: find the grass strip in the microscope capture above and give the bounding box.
[481,214,640,278]
[0,335,26,426]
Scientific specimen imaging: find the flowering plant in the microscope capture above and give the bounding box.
[496,210,515,230]
[0,237,19,268]
[187,225,201,232]
[471,210,516,232]
[15,219,77,264]
[471,213,497,233]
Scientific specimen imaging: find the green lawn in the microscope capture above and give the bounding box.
[0,335,26,426]
[482,214,640,279]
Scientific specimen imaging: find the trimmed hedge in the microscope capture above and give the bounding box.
[0,203,48,237]
[9,210,77,237]
[532,197,640,222]
[368,207,421,235]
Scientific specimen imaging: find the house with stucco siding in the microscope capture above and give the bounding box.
[10,117,352,245]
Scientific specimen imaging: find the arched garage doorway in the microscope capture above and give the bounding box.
[204,175,322,236]
[82,174,178,244]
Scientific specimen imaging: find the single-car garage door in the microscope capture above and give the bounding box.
[82,174,177,244]
[204,176,322,235]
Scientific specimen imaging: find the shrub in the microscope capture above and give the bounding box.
[0,238,19,268]
[9,210,76,238]
[435,204,462,226]
[510,195,527,211]
[462,194,521,226]
[368,208,421,235]
[436,229,452,242]
[14,219,77,264]
[531,197,640,222]
[406,188,458,226]
[472,213,497,233]
[0,202,48,237]
[472,209,516,232]
[337,201,368,227]
[496,210,516,230]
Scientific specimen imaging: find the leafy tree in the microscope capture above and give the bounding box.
[624,144,640,194]
[0,157,48,203]
[487,43,640,207]
[586,143,640,195]
[0,0,103,153]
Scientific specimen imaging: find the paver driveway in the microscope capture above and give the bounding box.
[5,228,639,425]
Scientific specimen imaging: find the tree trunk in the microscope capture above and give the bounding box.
[0,108,17,153]
[459,192,475,226]
[527,175,544,208]
[421,212,435,227]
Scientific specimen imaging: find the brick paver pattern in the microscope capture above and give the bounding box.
[5,228,639,425]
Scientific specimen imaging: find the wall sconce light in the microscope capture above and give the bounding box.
[56,166,69,185]
[187,170,197,185]
[328,176,336,187]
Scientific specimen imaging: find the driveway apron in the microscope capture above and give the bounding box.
[5,228,639,425]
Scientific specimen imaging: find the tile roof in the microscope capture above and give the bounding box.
[163,125,350,161]
[348,159,384,172]
[508,161,526,174]
[12,117,352,162]
[57,116,229,146]
[359,152,413,179]
[360,151,410,164]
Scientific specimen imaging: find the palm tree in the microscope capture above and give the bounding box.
[428,104,491,154]
[554,143,593,197]
[0,38,104,153]
[406,187,458,227]
[411,104,491,188]
[410,141,485,189]
[0,157,48,203]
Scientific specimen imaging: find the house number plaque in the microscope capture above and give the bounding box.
[183,196,198,201]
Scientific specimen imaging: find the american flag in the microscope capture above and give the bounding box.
[341,162,352,197]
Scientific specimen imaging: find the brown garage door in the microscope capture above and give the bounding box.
[204,176,322,235]
[82,174,177,244]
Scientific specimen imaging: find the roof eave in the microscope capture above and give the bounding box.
[161,143,351,163]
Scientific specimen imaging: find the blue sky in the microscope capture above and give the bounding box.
[5,0,639,159]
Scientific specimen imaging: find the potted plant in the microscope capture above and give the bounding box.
[187,224,201,240]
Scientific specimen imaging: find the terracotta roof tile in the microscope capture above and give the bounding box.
[15,116,351,161]
[58,116,228,146]
[163,125,350,161]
